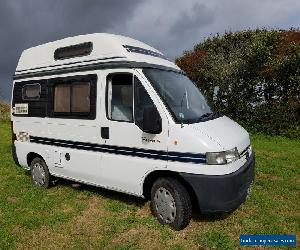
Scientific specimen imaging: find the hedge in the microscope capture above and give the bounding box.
[176,29,300,138]
[0,102,10,122]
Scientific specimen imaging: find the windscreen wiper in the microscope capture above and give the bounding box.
[197,112,218,122]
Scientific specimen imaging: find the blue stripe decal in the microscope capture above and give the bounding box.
[29,136,206,164]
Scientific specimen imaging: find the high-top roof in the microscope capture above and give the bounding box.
[15,33,179,75]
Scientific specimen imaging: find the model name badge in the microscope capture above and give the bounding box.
[142,137,161,143]
[13,103,28,114]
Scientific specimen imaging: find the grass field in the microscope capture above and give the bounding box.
[0,122,299,249]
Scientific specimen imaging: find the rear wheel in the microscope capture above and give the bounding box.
[150,177,192,230]
[30,157,51,188]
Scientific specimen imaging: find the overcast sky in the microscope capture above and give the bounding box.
[0,0,299,101]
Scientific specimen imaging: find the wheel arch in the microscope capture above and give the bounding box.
[27,152,45,167]
[142,170,199,209]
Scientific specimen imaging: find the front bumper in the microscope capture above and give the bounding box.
[180,153,255,212]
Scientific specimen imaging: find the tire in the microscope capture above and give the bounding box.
[30,157,51,188]
[150,177,192,230]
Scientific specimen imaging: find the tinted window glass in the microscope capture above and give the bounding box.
[54,84,70,112]
[107,74,133,122]
[54,42,93,60]
[134,77,158,129]
[54,82,90,114]
[123,45,166,60]
[22,83,41,100]
[72,82,90,112]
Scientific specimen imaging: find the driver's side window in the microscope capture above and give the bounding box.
[106,73,159,130]
[134,76,158,130]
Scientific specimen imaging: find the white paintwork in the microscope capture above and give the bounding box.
[15,33,179,75]
[12,33,251,198]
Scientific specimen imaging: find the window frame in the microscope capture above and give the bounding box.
[22,83,41,101]
[48,74,97,120]
[105,72,161,131]
[105,72,134,123]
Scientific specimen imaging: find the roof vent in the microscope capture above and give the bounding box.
[54,42,93,60]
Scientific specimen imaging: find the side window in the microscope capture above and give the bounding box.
[71,82,91,112]
[54,84,70,112]
[53,81,91,114]
[22,83,41,100]
[106,73,133,122]
[134,76,159,129]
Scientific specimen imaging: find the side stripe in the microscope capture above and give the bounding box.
[29,136,206,164]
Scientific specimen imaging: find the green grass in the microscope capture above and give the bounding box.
[0,122,299,249]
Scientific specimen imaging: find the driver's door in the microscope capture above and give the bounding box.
[99,69,169,195]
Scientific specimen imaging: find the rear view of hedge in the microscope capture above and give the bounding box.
[176,29,300,138]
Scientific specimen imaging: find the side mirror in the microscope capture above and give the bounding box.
[143,107,162,134]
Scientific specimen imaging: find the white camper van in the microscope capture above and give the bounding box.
[11,33,255,230]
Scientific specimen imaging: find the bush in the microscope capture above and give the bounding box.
[176,29,300,138]
[0,102,10,122]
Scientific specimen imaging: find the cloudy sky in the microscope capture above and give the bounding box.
[0,0,299,100]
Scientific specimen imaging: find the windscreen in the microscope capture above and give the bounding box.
[143,68,213,123]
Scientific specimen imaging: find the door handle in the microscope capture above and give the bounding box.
[101,127,109,139]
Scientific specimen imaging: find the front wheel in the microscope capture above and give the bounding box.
[150,177,192,230]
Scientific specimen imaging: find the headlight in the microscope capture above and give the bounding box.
[248,145,252,156]
[206,147,239,165]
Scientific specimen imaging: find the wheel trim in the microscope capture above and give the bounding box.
[32,163,45,186]
[154,187,176,223]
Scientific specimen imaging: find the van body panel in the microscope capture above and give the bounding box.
[167,116,250,162]
[188,116,250,153]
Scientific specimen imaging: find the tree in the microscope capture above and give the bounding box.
[176,29,300,138]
